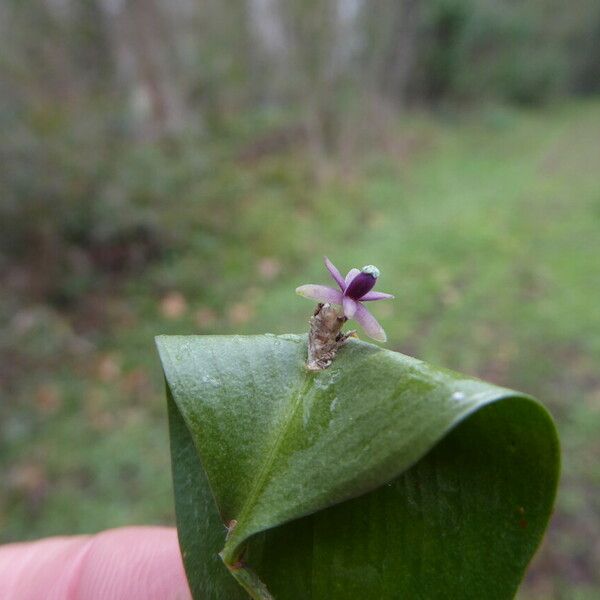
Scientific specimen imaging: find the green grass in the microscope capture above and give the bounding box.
[2,100,599,599]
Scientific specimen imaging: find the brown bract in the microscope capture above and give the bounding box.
[306,303,355,371]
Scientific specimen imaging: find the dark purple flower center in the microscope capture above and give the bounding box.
[345,272,376,300]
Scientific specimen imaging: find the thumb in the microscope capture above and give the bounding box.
[0,526,191,600]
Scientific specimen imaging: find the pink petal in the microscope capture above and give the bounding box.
[296,285,343,305]
[343,296,358,318]
[324,256,345,290]
[360,291,395,301]
[354,303,387,342]
[345,268,360,286]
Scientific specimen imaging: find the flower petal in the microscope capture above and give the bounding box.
[345,268,360,286]
[296,285,343,305]
[360,291,395,301]
[354,303,387,342]
[343,296,358,318]
[324,256,345,290]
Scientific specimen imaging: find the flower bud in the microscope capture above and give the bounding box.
[345,267,378,300]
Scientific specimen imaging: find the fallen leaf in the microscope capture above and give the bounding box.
[195,307,218,328]
[257,257,282,281]
[97,353,121,382]
[9,463,48,496]
[121,368,151,398]
[227,302,255,325]
[160,291,188,319]
[35,384,62,414]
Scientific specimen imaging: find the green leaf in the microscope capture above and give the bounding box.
[156,334,559,600]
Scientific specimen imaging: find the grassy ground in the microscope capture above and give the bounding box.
[2,101,599,599]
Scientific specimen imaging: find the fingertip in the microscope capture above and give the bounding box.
[74,527,191,600]
[0,527,190,600]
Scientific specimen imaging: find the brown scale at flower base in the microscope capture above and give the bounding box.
[306,303,356,371]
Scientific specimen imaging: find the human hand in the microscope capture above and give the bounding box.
[0,526,191,599]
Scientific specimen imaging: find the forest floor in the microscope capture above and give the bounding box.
[2,100,599,599]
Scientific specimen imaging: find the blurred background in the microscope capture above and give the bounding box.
[1,0,599,598]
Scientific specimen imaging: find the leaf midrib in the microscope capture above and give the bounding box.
[222,369,313,562]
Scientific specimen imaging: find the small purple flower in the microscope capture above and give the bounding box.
[296,256,394,342]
